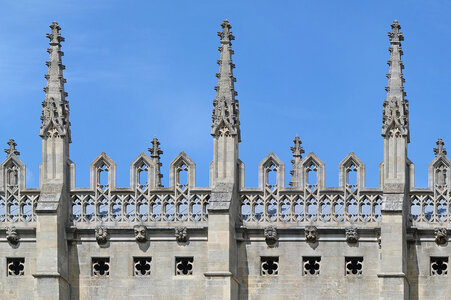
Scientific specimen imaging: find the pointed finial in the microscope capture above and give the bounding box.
[382,20,409,142]
[148,138,163,159]
[291,136,304,159]
[388,19,403,44]
[46,21,65,46]
[4,139,20,156]
[40,21,71,141]
[148,138,164,187]
[211,20,240,141]
[289,136,304,188]
[434,138,447,157]
[218,20,234,43]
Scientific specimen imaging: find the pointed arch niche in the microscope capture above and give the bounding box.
[169,152,196,189]
[90,152,116,191]
[0,155,26,191]
[301,153,325,190]
[130,152,153,190]
[338,152,365,189]
[428,155,451,190]
[258,152,285,190]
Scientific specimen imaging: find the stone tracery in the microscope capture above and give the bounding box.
[0,18,450,300]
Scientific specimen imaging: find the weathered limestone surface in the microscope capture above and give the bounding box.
[69,239,208,299]
[239,239,380,299]
[0,19,450,300]
[408,240,451,299]
[0,240,36,299]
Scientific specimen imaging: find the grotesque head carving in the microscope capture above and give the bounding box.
[345,227,359,243]
[264,226,278,247]
[134,225,147,243]
[95,225,108,245]
[434,227,447,245]
[305,226,318,243]
[175,226,188,243]
[6,226,19,245]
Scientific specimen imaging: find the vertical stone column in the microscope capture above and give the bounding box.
[378,20,410,300]
[378,137,409,299]
[33,21,71,300]
[207,133,240,299]
[205,181,239,300]
[34,184,70,300]
[206,19,241,300]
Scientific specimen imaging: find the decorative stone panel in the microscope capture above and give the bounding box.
[176,257,193,275]
[345,257,363,275]
[92,257,110,277]
[303,257,320,276]
[134,257,152,276]
[431,257,448,276]
[261,257,279,276]
[7,258,24,276]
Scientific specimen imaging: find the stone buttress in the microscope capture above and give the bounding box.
[2,18,448,300]
[205,19,241,300]
[33,22,72,300]
[378,20,411,300]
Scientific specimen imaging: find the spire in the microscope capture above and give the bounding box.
[434,138,447,157]
[289,136,304,188]
[148,137,163,187]
[211,20,240,141]
[4,139,20,156]
[382,20,409,142]
[40,21,71,142]
[290,136,304,159]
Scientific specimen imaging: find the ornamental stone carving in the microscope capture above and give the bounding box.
[211,20,240,140]
[134,225,147,243]
[264,226,278,246]
[305,226,318,243]
[175,226,188,243]
[95,225,108,245]
[40,22,71,141]
[6,226,19,244]
[1,18,451,300]
[345,227,359,243]
[434,227,447,245]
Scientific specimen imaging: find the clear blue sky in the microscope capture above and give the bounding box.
[1,0,450,189]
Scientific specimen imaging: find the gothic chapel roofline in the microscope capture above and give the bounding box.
[0,19,450,300]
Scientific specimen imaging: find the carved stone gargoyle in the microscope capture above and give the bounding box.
[95,225,108,245]
[305,226,318,243]
[134,225,147,243]
[264,225,278,247]
[175,226,188,243]
[345,227,359,243]
[6,226,19,245]
[434,227,447,245]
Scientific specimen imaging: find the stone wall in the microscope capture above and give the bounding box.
[0,19,450,300]
[68,237,208,299]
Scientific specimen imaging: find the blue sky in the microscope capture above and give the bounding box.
[0,0,451,189]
